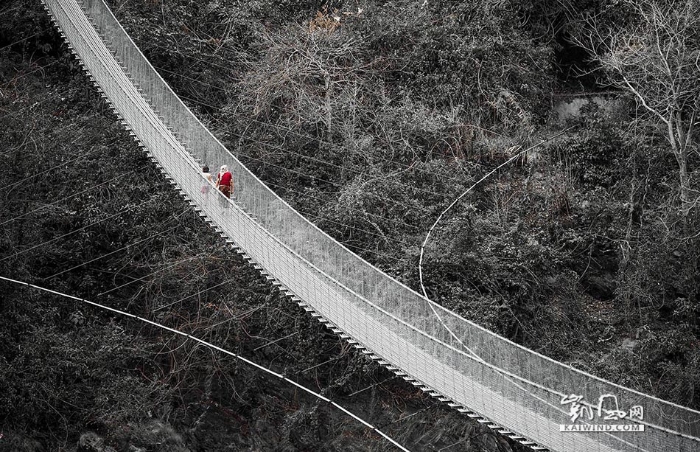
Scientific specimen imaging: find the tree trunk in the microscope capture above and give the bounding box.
[667,115,690,214]
[678,156,689,211]
[324,70,332,138]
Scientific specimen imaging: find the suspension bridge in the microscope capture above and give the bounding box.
[34,0,700,450]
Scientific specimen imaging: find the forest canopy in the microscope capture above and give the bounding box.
[0,0,698,451]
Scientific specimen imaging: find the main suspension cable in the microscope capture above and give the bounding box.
[0,199,147,264]
[0,167,141,228]
[0,275,412,452]
[42,208,190,281]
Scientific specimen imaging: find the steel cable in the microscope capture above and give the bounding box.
[0,275,412,452]
[42,2,700,451]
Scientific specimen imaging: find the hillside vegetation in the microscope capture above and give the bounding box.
[0,0,698,451]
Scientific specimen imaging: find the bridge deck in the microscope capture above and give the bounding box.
[40,1,700,451]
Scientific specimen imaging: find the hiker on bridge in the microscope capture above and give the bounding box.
[201,165,214,198]
[216,164,233,199]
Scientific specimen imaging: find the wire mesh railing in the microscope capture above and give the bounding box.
[42,0,700,450]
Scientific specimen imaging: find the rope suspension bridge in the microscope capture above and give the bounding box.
[31,1,700,450]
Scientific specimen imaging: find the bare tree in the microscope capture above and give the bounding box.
[579,0,700,213]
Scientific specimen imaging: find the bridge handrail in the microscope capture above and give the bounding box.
[42,1,700,450]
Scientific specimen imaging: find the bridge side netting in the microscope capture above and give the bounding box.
[44,0,700,451]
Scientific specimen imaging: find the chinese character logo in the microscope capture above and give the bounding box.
[561,394,643,423]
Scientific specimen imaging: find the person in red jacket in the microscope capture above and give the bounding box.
[216,164,233,199]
